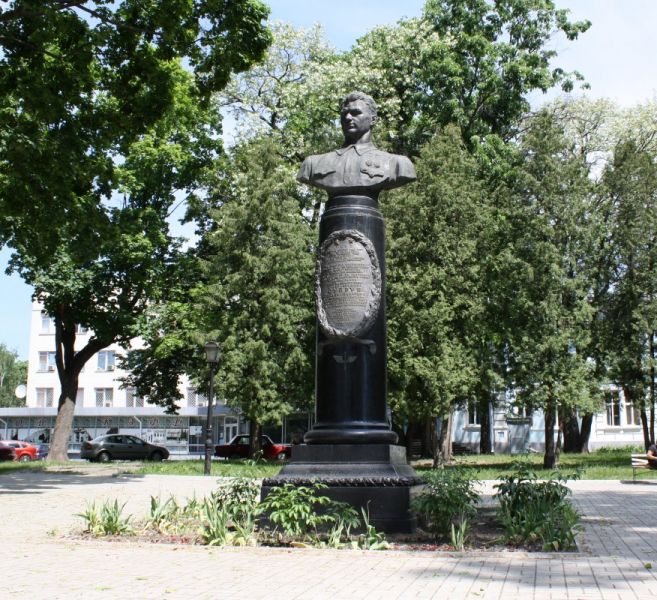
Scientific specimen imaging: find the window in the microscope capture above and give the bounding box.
[40,312,54,334]
[126,387,144,408]
[95,388,114,407]
[625,400,641,426]
[38,351,57,372]
[467,402,481,425]
[97,350,116,372]
[187,388,207,407]
[606,391,621,426]
[75,324,88,335]
[36,388,54,407]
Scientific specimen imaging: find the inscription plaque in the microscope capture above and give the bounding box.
[316,229,381,338]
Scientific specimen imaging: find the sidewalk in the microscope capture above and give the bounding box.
[1,469,656,599]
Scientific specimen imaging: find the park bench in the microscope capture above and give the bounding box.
[631,453,657,482]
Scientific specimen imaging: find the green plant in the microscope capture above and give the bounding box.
[357,507,389,550]
[77,499,133,536]
[495,461,582,551]
[211,477,260,524]
[258,482,362,543]
[411,467,479,538]
[147,495,181,533]
[322,502,361,548]
[450,516,469,551]
[198,497,232,546]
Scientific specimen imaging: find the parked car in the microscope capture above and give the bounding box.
[80,434,169,462]
[215,434,291,460]
[0,443,16,461]
[0,440,38,462]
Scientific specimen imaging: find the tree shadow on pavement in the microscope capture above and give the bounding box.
[0,468,145,494]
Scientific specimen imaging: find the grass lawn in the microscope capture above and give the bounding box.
[128,459,281,478]
[415,447,651,481]
[1,447,653,481]
[0,457,282,478]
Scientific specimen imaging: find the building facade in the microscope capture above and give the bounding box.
[0,302,310,455]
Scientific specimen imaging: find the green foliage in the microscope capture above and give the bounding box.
[385,127,493,426]
[146,495,181,533]
[495,461,582,551]
[334,0,590,153]
[195,138,316,427]
[258,482,334,538]
[258,482,361,543]
[0,1,272,457]
[357,508,390,551]
[0,344,27,407]
[450,519,470,551]
[211,477,260,525]
[500,109,600,466]
[198,497,233,546]
[77,499,133,536]
[411,467,479,538]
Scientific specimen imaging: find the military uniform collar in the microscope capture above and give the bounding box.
[336,141,376,156]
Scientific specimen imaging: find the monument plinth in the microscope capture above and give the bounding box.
[262,92,420,533]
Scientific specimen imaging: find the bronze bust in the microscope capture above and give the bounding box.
[297,92,416,196]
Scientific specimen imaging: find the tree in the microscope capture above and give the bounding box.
[385,126,490,463]
[0,344,27,407]
[196,138,316,456]
[598,140,657,449]
[504,110,599,468]
[336,0,590,154]
[0,1,271,460]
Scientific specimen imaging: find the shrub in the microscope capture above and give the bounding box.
[411,467,479,539]
[258,481,362,545]
[495,461,582,551]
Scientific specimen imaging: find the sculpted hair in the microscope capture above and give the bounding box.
[341,91,378,119]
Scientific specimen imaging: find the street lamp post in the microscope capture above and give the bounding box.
[204,341,220,476]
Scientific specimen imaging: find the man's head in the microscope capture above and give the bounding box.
[340,92,377,144]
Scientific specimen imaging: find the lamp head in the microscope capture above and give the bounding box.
[204,341,220,364]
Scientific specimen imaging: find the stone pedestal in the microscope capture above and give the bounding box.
[262,444,421,533]
[263,191,421,534]
[306,195,396,445]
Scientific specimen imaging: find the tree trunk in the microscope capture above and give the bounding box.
[421,417,433,457]
[48,376,78,461]
[249,419,262,459]
[439,409,453,463]
[649,331,657,444]
[640,410,650,450]
[561,407,581,453]
[431,417,439,468]
[45,308,108,461]
[543,397,557,469]
[578,414,593,453]
[478,395,492,454]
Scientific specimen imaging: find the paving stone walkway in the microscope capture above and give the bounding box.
[1,469,656,599]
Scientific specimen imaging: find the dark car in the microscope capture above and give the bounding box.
[0,443,16,461]
[80,434,169,462]
[215,434,291,460]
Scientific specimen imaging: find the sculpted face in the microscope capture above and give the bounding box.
[340,100,376,144]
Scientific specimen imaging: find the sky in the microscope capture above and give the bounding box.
[1,0,657,360]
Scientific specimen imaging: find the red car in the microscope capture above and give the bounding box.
[215,435,291,460]
[0,441,37,462]
[0,443,16,461]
